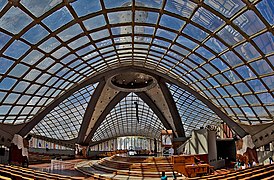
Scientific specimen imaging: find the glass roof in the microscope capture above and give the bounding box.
[92,92,165,141]
[0,0,273,141]
[31,84,98,140]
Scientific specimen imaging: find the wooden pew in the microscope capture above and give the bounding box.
[188,163,274,180]
[0,164,85,180]
[0,175,11,180]
[261,174,274,180]
[2,166,57,180]
[0,169,35,180]
[241,168,274,180]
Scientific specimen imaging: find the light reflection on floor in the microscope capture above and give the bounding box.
[29,159,88,178]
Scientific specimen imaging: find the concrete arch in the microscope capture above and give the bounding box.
[18,66,247,139]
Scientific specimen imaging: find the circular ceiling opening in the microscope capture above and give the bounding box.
[109,72,157,92]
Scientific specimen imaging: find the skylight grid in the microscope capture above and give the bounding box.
[31,83,98,140]
[0,0,273,141]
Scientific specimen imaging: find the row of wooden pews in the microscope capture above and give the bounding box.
[241,164,274,180]
[262,173,274,180]
[75,154,216,179]
[0,163,84,180]
[188,163,274,180]
[90,155,181,178]
[91,154,215,178]
[0,175,11,180]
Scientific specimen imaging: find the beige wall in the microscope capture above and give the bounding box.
[184,129,217,163]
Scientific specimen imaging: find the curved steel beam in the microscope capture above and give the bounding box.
[18,66,247,138]
[81,84,122,144]
[83,91,130,145]
[77,80,106,144]
[121,67,247,137]
[157,79,186,137]
[18,75,105,137]
[135,92,175,135]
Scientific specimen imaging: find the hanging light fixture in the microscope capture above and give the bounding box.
[134,101,139,123]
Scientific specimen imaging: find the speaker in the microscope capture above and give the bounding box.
[0,148,5,156]
[264,144,270,151]
[25,134,32,141]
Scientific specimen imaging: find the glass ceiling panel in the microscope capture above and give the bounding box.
[57,24,83,42]
[256,0,274,26]
[165,0,196,18]
[159,14,185,31]
[0,6,32,34]
[22,25,50,44]
[71,0,102,17]
[103,0,131,9]
[42,7,73,31]
[233,10,265,36]
[0,1,7,11]
[4,40,30,59]
[0,0,273,135]
[205,38,227,53]
[38,37,61,53]
[108,11,132,24]
[253,32,274,54]
[136,0,163,9]
[21,0,62,17]
[0,32,11,49]
[31,83,98,140]
[204,0,245,18]
[83,15,106,31]
[22,50,44,65]
[191,7,225,32]
[92,92,165,142]
[183,24,208,41]
[217,25,244,46]
[0,57,14,74]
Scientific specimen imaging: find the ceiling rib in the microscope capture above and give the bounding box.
[158,78,186,137]
[135,91,174,134]
[77,80,106,143]
[83,91,130,145]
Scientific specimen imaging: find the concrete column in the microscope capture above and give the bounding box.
[208,130,217,163]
